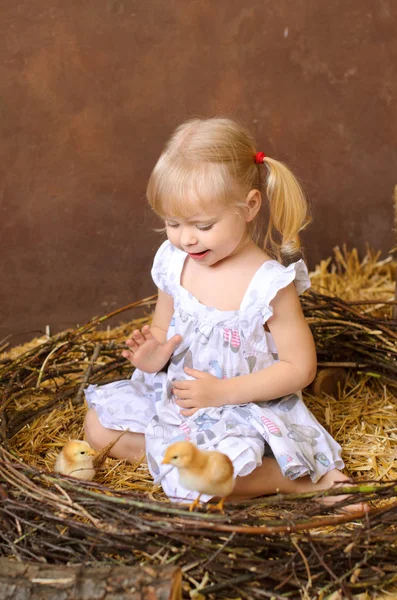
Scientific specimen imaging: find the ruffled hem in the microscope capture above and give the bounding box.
[144,395,344,503]
[85,364,343,502]
[85,382,155,433]
[148,416,344,504]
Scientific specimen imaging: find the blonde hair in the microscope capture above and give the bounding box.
[146,117,311,262]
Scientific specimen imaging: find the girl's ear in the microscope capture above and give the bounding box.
[244,189,262,222]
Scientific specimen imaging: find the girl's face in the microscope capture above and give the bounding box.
[164,204,250,266]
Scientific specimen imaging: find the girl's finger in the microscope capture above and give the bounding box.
[173,381,190,390]
[179,408,197,417]
[131,330,145,345]
[125,338,137,349]
[164,334,182,354]
[141,325,154,340]
[184,367,205,378]
[173,388,192,399]
[174,395,192,404]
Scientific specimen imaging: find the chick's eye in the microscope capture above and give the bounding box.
[80,451,86,455]
[172,455,178,460]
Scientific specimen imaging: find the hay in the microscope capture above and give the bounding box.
[1,247,397,599]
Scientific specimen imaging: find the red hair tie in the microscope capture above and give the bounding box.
[254,151,266,164]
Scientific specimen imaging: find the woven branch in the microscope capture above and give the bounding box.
[1,289,396,440]
[1,447,397,598]
[1,249,397,598]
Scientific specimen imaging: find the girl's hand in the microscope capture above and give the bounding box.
[173,367,229,416]
[122,325,182,373]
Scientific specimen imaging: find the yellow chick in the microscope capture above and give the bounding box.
[162,441,235,512]
[54,440,96,481]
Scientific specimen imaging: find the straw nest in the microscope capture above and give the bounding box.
[1,246,397,599]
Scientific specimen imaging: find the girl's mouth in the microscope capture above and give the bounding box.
[188,250,210,261]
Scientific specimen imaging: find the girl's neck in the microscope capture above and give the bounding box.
[181,240,269,312]
[204,238,262,270]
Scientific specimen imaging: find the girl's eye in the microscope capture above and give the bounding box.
[197,224,214,231]
[166,222,179,228]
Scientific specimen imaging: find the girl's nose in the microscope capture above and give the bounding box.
[180,227,197,246]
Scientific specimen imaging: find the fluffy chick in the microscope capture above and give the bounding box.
[54,440,96,481]
[162,441,235,512]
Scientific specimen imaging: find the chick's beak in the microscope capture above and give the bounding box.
[162,457,170,465]
[87,448,96,457]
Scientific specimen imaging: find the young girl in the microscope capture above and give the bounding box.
[84,117,354,506]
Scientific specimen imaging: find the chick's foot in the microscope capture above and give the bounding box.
[206,497,227,514]
[188,494,202,512]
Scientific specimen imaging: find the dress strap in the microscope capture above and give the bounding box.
[240,259,311,323]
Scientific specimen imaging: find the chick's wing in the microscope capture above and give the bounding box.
[206,452,234,484]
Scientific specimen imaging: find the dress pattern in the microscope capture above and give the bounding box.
[85,240,344,502]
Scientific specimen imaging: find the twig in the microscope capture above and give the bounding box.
[35,342,69,388]
[92,430,128,469]
[201,531,235,568]
[291,537,312,591]
[73,343,102,406]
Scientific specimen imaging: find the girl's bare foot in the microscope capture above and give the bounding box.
[230,459,369,514]
[315,470,369,514]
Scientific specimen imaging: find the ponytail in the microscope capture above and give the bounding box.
[261,157,311,263]
[146,117,311,264]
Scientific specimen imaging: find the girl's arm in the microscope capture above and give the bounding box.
[148,289,176,343]
[174,283,316,415]
[225,282,317,404]
[123,289,181,373]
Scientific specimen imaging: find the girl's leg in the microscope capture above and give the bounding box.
[230,457,366,511]
[231,457,320,498]
[84,408,145,462]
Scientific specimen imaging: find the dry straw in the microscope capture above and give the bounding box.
[0,246,397,599]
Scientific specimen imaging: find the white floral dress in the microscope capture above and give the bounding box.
[86,241,344,502]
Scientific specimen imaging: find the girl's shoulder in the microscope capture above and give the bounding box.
[151,240,185,295]
[241,258,311,322]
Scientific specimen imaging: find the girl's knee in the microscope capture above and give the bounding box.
[84,408,145,460]
[84,408,109,449]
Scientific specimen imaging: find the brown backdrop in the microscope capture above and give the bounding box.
[1,0,396,345]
